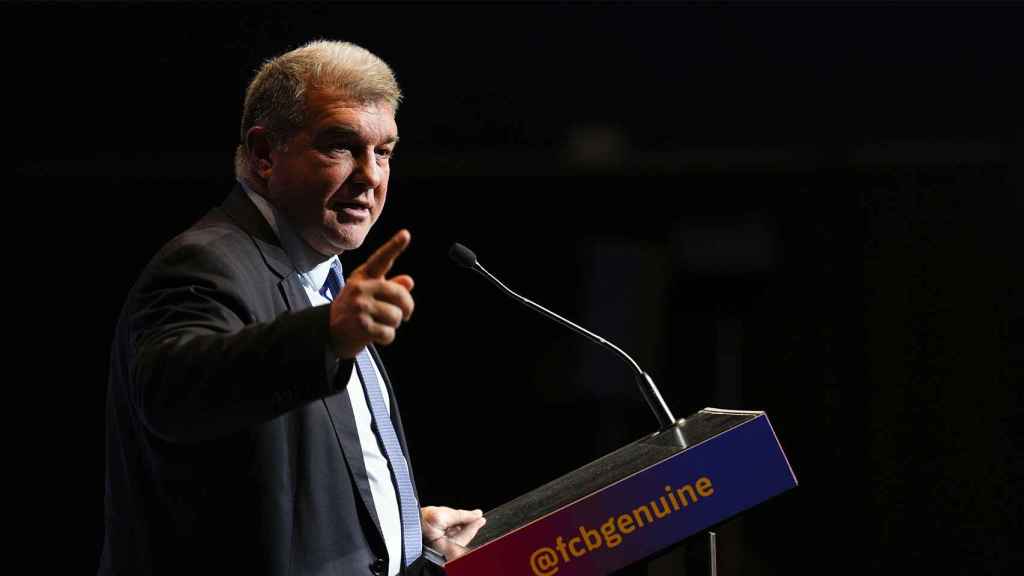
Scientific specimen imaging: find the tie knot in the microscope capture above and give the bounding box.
[320,261,344,301]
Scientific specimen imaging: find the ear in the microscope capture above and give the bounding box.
[245,126,275,181]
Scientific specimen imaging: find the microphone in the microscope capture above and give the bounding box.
[448,243,477,269]
[448,243,678,431]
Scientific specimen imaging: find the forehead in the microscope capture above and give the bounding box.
[304,88,397,141]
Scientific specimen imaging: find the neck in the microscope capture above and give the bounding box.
[238,176,338,271]
[238,172,268,198]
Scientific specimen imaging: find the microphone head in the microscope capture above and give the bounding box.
[448,243,478,268]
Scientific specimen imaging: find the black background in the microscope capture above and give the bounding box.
[9,3,1022,574]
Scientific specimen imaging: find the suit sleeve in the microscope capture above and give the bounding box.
[124,236,354,444]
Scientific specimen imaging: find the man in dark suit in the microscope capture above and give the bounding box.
[99,40,483,576]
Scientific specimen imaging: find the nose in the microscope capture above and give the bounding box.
[352,149,384,191]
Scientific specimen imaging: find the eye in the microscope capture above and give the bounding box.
[375,147,394,160]
[319,142,352,157]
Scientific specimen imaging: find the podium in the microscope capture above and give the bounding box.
[428,408,797,576]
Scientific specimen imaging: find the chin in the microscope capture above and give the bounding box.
[324,228,370,254]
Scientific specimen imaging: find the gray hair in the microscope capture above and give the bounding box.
[234,40,402,178]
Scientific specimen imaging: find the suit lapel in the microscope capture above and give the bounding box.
[276,275,307,313]
[322,387,385,541]
[220,185,293,279]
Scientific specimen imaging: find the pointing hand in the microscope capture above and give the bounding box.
[329,230,415,359]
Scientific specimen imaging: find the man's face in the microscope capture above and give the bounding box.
[265,88,398,256]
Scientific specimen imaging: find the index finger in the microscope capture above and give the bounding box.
[439,508,484,528]
[358,229,411,278]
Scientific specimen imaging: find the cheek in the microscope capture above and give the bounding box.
[327,159,353,182]
[376,167,391,205]
[313,165,351,206]
[374,185,389,216]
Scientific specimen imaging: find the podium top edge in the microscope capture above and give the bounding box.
[699,407,767,417]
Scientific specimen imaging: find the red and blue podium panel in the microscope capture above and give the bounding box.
[438,408,797,576]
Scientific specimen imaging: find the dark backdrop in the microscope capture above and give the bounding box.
[9,3,1021,574]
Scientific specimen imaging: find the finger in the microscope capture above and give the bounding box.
[367,301,405,328]
[420,507,447,540]
[367,323,396,346]
[358,229,411,279]
[450,517,486,546]
[390,274,414,292]
[365,279,415,320]
[438,508,485,528]
[422,506,481,528]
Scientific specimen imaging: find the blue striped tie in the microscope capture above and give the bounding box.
[321,260,423,567]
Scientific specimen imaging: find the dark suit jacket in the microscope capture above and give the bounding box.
[99,187,439,576]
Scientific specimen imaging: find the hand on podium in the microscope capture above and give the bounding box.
[421,506,487,561]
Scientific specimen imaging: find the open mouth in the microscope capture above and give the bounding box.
[333,202,371,220]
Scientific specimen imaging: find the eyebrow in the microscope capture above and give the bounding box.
[320,125,399,145]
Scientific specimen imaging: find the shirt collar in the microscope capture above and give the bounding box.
[238,178,339,292]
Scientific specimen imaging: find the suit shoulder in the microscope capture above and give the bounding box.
[162,208,258,262]
[129,207,270,297]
